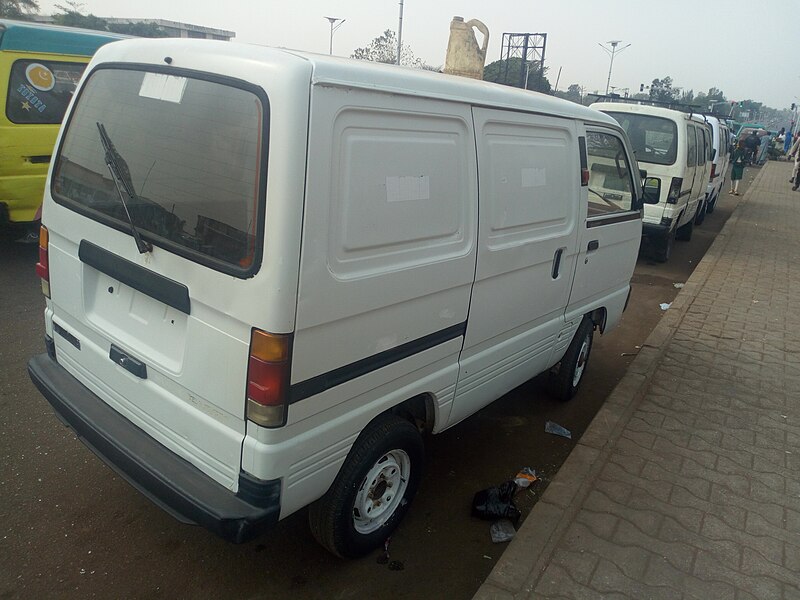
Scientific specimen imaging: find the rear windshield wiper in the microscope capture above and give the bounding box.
[96,122,152,254]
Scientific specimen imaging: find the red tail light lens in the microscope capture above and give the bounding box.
[709,164,717,181]
[666,177,683,204]
[35,225,50,298]
[246,329,292,427]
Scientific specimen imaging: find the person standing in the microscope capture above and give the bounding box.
[730,141,746,195]
[788,134,800,191]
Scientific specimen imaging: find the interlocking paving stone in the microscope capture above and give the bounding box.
[474,162,800,599]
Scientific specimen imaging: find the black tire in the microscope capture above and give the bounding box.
[676,213,693,241]
[308,413,424,558]
[652,226,676,263]
[706,194,716,214]
[549,317,594,402]
[694,196,707,226]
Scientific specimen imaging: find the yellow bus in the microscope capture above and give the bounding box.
[1,19,124,239]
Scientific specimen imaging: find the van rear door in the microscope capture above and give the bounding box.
[44,65,269,490]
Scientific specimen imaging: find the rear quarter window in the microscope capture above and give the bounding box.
[52,66,268,276]
[6,59,86,124]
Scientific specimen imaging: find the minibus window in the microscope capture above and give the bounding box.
[52,67,266,276]
[602,112,678,166]
[585,131,635,217]
[6,60,86,125]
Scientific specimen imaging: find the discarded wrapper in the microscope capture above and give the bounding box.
[514,467,539,488]
[490,519,516,543]
[472,480,521,522]
[544,420,572,439]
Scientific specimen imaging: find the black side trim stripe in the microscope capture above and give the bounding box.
[79,240,191,315]
[586,211,641,228]
[289,322,467,404]
[53,322,80,350]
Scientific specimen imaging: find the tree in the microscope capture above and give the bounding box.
[107,21,169,37]
[649,76,678,103]
[556,83,583,104]
[483,57,552,94]
[0,0,40,20]
[351,29,430,68]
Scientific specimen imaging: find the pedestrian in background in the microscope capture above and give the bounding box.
[730,141,746,195]
[788,134,800,191]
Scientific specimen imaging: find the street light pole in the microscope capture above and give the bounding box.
[324,17,345,56]
[396,0,405,65]
[599,40,630,95]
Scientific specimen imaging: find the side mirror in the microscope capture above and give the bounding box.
[642,177,661,204]
[711,148,717,160]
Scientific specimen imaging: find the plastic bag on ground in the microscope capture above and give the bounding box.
[471,480,521,522]
[514,467,539,488]
[490,519,517,543]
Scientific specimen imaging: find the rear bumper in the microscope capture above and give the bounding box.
[27,352,281,544]
[642,216,673,237]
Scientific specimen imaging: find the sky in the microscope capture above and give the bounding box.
[36,0,798,110]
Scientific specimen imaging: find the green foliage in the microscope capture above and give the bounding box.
[0,0,40,19]
[107,21,168,37]
[483,57,552,94]
[648,76,678,103]
[351,29,431,69]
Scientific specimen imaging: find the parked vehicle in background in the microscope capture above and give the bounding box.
[593,101,711,262]
[702,115,730,215]
[28,38,647,558]
[0,19,125,239]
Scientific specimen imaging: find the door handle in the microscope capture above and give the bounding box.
[587,240,599,252]
[552,247,564,279]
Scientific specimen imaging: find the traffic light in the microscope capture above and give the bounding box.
[639,83,644,92]
[738,101,744,108]
[792,103,797,111]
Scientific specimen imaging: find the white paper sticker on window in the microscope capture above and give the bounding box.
[139,73,188,103]
[522,167,546,188]
[386,175,430,203]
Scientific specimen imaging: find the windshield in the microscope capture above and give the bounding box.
[52,67,266,275]
[603,112,678,166]
[6,59,86,124]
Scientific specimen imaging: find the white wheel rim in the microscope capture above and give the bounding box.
[352,449,411,535]
[572,335,590,387]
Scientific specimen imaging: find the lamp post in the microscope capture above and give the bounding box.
[599,40,630,95]
[396,0,405,65]
[324,17,345,55]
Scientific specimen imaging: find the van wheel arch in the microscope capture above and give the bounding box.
[391,393,436,434]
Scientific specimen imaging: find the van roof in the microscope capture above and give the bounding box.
[591,101,698,123]
[89,38,618,128]
[0,18,127,55]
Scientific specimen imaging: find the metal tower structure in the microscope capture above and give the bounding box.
[500,32,547,90]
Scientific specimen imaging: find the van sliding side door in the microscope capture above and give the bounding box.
[448,108,580,427]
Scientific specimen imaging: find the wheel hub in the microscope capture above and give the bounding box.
[353,450,410,534]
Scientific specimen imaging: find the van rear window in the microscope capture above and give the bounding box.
[602,112,677,166]
[52,67,266,275]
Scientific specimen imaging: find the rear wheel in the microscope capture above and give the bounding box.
[706,194,717,214]
[549,317,594,402]
[694,196,707,226]
[676,212,693,241]
[652,225,676,263]
[308,413,424,558]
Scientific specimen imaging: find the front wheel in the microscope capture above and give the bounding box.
[549,317,594,401]
[308,414,424,558]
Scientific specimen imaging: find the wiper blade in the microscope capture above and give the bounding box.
[96,122,152,254]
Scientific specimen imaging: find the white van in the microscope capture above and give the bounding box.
[592,102,711,261]
[28,39,645,558]
[702,115,730,215]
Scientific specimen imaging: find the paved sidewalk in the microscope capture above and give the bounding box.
[476,160,800,599]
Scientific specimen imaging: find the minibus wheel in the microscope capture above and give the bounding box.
[549,317,594,402]
[309,413,424,558]
[653,226,676,263]
[694,197,707,226]
[676,215,693,241]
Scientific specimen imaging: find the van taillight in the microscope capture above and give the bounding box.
[709,164,717,181]
[666,177,683,204]
[35,225,50,298]
[246,329,292,427]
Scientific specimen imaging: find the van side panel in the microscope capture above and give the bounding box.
[257,86,477,514]
[448,108,580,427]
